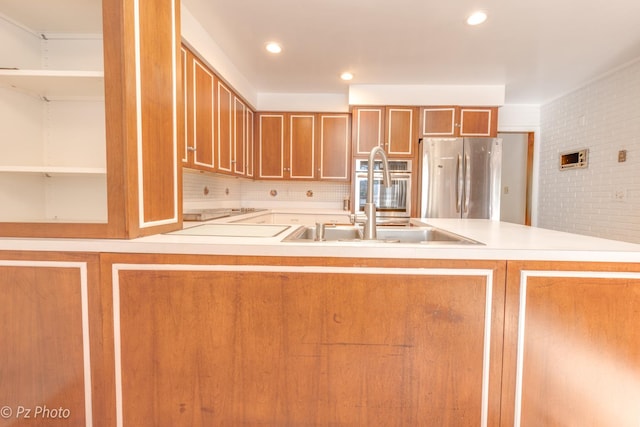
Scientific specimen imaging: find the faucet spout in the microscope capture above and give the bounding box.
[363,146,391,240]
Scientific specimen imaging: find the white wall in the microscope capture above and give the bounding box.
[538,59,640,243]
[349,84,505,106]
[256,93,349,112]
[181,5,258,107]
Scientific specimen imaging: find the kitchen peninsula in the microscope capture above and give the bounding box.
[1,217,640,426]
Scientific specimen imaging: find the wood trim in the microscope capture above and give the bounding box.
[525,132,534,226]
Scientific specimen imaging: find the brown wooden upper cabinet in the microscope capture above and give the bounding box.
[219,84,254,178]
[351,106,418,158]
[181,45,254,178]
[422,106,498,137]
[182,47,216,172]
[317,113,351,181]
[257,112,350,181]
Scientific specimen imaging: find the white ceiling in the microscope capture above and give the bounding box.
[182,0,640,105]
[3,0,639,105]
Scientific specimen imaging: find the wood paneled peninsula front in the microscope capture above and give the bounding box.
[1,218,640,426]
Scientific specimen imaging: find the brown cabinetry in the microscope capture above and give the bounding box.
[3,248,639,426]
[318,113,351,180]
[107,256,506,426]
[422,106,498,137]
[246,109,254,178]
[0,251,109,425]
[216,81,234,174]
[500,261,640,427]
[233,96,246,175]
[352,106,418,158]
[181,47,254,178]
[257,112,350,180]
[257,113,286,179]
[182,47,215,171]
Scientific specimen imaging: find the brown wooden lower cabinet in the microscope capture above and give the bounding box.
[105,256,505,426]
[501,261,640,427]
[3,252,640,426]
[0,251,111,427]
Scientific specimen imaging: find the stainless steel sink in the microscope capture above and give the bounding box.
[282,225,482,245]
[284,226,363,242]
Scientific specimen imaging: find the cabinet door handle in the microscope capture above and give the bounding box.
[187,146,196,152]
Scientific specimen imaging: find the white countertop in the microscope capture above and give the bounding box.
[1,212,639,262]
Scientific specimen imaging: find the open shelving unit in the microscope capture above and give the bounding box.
[0,4,108,223]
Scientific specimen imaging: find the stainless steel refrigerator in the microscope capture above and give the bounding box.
[419,137,502,220]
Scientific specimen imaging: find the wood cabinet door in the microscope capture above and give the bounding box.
[352,106,384,156]
[109,259,506,426]
[192,56,216,170]
[386,107,417,157]
[501,261,640,427]
[216,81,233,173]
[233,97,246,175]
[0,253,108,425]
[289,114,315,179]
[422,106,458,136]
[257,113,285,179]
[422,106,498,138]
[459,107,497,137]
[180,47,190,166]
[318,113,350,180]
[246,108,254,178]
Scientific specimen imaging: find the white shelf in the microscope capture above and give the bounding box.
[0,69,104,99]
[0,166,106,175]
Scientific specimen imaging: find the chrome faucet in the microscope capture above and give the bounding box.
[363,146,391,240]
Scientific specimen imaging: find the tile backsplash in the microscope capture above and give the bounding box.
[183,169,351,210]
[538,59,640,243]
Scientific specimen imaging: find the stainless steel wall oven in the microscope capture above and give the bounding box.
[354,159,412,223]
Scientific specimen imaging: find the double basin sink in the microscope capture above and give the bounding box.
[283,224,481,245]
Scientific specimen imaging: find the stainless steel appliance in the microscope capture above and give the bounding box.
[420,137,502,219]
[354,158,412,223]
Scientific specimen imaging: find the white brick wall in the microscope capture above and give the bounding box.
[539,59,640,243]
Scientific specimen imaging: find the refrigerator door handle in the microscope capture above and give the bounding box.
[464,153,471,213]
[456,154,462,213]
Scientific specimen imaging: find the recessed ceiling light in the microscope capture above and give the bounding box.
[340,72,354,81]
[265,42,282,54]
[466,11,487,26]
